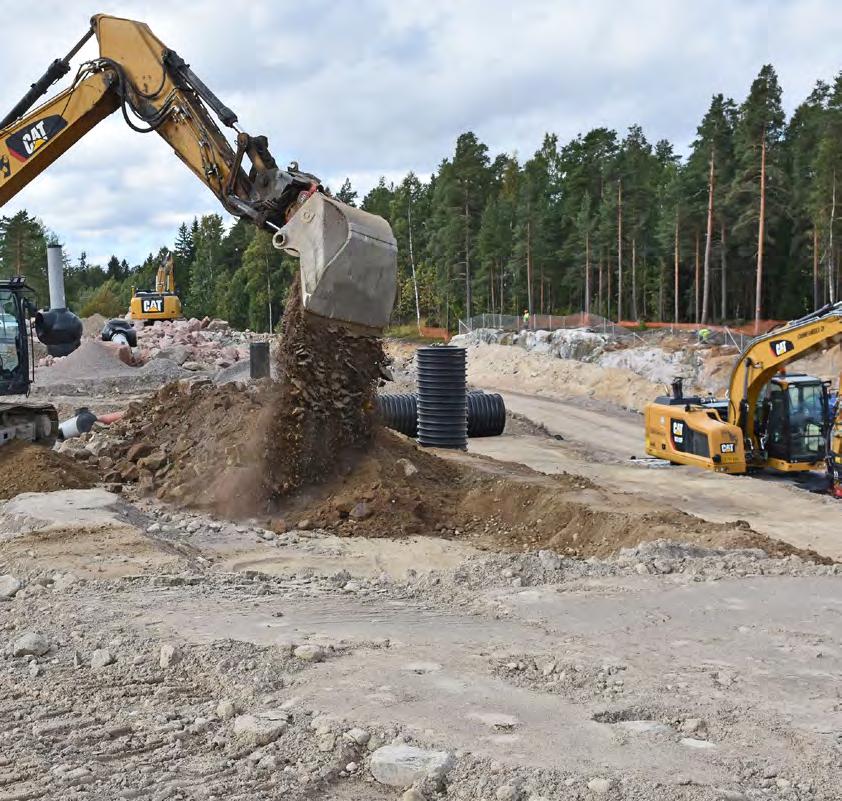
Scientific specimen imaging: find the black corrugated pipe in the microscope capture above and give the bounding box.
[378,393,418,437]
[416,345,467,448]
[467,391,506,437]
[378,391,506,439]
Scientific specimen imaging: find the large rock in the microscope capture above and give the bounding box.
[154,345,191,366]
[232,713,287,746]
[13,632,50,657]
[0,574,21,600]
[369,744,455,788]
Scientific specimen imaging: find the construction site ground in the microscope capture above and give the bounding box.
[1,328,840,801]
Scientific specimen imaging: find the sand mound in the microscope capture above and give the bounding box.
[81,313,108,339]
[466,343,663,412]
[0,440,97,499]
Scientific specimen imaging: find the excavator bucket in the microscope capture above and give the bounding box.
[274,193,397,331]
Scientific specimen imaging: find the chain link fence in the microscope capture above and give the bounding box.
[458,312,763,353]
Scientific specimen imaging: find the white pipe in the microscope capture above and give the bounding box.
[110,332,129,347]
[46,245,66,309]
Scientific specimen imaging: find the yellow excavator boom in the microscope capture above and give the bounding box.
[0,14,396,330]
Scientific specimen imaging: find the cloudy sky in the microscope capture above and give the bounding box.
[2,0,842,266]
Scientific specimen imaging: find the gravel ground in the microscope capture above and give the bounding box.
[1,494,839,801]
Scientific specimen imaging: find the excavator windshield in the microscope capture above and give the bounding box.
[0,289,20,375]
[763,379,827,464]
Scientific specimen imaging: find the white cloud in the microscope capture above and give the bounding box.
[1,0,841,264]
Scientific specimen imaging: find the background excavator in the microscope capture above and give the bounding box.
[129,254,182,324]
[645,303,842,489]
[0,13,397,444]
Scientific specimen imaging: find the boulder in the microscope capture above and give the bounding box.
[369,744,454,788]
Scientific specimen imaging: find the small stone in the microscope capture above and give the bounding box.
[28,661,41,678]
[257,755,279,770]
[52,572,78,591]
[217,699,238,720]
[90,649,115,669]
[318,732,336,752]
[233,714,286,746]
[680,718,706,735]
[369,744,454,788]
[345,727,370,745]
[537,550,561,570]
[297,519,313,531]
[349,502,372,520]
[12,632,49,657]
[396,458,418,478]
[159,643,180,668]
[496,785,519,801]
[587,777,615,795]
[293,644,325,662]
[680,737,716,750]
[61,767,94,786]
[402,790,426,801]
[617,720,672,735]
[634,562,650,575]
[0,575,21,600]
[345,761,358,773]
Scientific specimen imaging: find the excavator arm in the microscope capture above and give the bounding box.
[0,14,396,330]
[728,303,842,454]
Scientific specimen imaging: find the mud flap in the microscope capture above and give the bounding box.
[273,193,397,331]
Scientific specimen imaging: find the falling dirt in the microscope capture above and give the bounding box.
[261,274,388,498]
[0,440,96,499]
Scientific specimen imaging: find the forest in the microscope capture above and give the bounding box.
[1,63,842,332]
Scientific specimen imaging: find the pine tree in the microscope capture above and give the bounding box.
[186,215,225,317]
[335,178,358,206]
[0,211,49,301]
[686,95,736,322]
[728,65,787,328]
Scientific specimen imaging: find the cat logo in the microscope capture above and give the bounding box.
[5,115,68,162]
[671,420,684,444]
[769,338,795,358]
[141,298,164,313]
[720,442,736,454]
[0,155,9,179]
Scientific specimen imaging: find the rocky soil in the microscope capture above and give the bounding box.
[0,320,839,801]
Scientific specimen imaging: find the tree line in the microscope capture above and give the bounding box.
[2,63,841,331]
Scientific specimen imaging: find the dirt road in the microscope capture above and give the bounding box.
[470,391,842,560]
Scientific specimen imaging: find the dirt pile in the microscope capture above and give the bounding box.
[87,381,822,559]
[95,278,389,516]
[0,440,96,499]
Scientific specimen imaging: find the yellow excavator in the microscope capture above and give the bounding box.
[129,254,182,324]
[0,13,397,443]
[0,13,396,331]
[645,303,842,478]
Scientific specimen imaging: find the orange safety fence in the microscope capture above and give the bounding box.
[419,326,450,342]
[617,320,786,335]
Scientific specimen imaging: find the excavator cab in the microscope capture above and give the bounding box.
[0,277,58,444]
[757,375,830,472]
